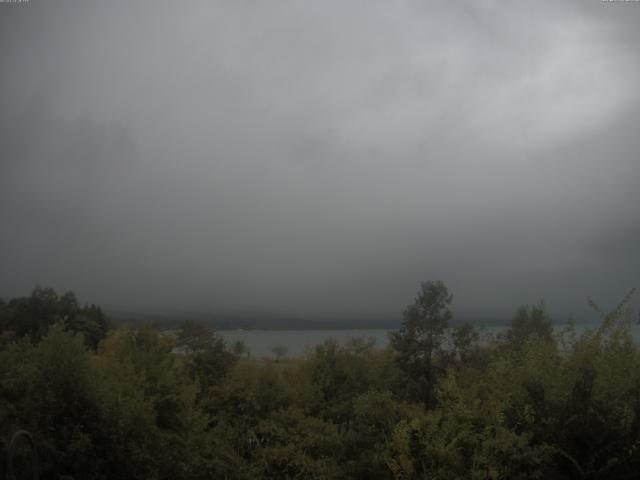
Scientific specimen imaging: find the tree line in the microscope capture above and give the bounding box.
[0,283,639,479]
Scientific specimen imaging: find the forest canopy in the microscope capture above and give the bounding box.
[0,284,639,479]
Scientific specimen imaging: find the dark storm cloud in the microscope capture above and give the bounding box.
[1,0,639,321]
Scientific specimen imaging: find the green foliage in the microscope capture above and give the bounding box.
[1,285,639,479]
[306,337,396,427]
[0,287,108,347]
[504,301,553,350]
[390,280,453,407]
[451,321,480,361]
[176,320,237,396]
[0,325,98,477]
[176,320,218,353]
[252,407,343,479]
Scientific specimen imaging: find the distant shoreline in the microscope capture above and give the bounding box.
[107,311,600,331]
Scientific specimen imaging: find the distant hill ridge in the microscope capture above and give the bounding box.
[107,310,522,330]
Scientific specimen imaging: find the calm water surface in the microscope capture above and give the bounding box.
[218,324,640,358]
[219,329,390,357]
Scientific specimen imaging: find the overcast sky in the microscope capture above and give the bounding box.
[1,0,639,322]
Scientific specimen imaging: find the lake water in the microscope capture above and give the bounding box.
[219,329,391,357]
[218,323,640,358]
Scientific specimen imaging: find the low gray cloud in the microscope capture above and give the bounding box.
[1,0,638,321]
